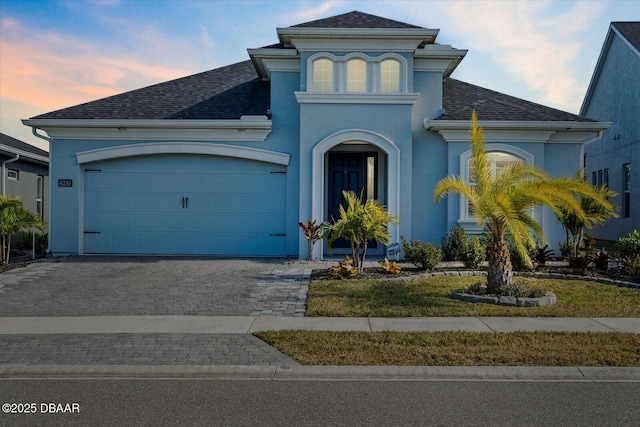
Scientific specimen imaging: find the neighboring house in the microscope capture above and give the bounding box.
[580,22,640,241]
[0,132,49,224]
[23,11,609,259]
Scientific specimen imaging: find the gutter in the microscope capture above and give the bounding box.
[2,154,19,196]
[582,130,604,146]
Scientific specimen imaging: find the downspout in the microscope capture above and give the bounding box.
[2,154,20,196]
[31,127,53,257]
[581,130,603,173]
[583,130,603,146]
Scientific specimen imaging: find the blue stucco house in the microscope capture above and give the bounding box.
[23,11,609,259]
[581,22,640,240]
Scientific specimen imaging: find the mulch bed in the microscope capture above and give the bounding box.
[311,262,640,284]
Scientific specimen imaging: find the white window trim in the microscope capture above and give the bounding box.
[7,169,18,180]
[307,52,408,94]
[458,144,534,224]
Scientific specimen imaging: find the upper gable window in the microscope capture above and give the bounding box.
[347,59,367,92]
[380,59,400,93]
[307,53,407,94]
[313,58,334,92]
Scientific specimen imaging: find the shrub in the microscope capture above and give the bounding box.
[510,245,531,271]
[501,280,548,298]
[568,254,592,275]
[329,256,358,279]
[461,235,485,269]
[401,236,441,271]
[441,225,467,261]
[531,244,555,267]
[379,257,401,274]
[465,281,486,295]
[591,250,610,272]
[617,231,640,279]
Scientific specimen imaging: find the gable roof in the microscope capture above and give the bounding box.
[441,79,594,122]
[0,132,49,163]
[31,60,268,120]
[291,10,423,29]
[613,22,640,53]
[580,21,640,115]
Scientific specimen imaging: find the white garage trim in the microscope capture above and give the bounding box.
[76,142,290,166]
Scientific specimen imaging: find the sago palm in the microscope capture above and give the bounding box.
[433,111,614,293]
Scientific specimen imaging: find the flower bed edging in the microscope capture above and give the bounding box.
[450,290,557,307]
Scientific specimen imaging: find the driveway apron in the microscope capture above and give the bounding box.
[0,257,312,366]
[0,256,309,317]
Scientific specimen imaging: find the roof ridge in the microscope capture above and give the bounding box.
[291,10,423,29]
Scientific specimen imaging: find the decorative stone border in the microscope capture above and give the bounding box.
[450,289,557,307]
[375,269,639,289]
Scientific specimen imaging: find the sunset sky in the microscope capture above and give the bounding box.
[1,0,638,151]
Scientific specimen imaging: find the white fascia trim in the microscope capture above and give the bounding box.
[248,48,299,80]
[414,46,467,77]
[295,92,419,104]
[76,142,290,166]
[277,27,438,46]
[0,144,49,164]
[285,39,424,52]
[435,129,556,144]
[424,119,611,133]
[22,116,272,142]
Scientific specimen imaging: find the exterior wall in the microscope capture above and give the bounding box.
[267,70,301,256]
[0,155,49,224]
[583,32,640,240]
[411,71,448,245]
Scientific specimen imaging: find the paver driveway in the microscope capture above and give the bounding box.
[0,257,310,317]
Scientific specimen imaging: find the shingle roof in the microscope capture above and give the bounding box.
[441,78,595,122]
[0,133,49,158]
[291,10,422,29]
[612,22,640,52]
[32,60,269,120]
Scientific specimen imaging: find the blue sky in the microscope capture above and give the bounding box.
[1,0,638,150]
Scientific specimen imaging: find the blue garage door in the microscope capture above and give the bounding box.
[83,155,287,255]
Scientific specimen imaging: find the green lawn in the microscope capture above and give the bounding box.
[306,276,640,317]
[255,330,640,366]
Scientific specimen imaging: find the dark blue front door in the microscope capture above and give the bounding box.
[327,152,377,249]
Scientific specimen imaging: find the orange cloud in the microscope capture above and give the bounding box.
[0,18,194,115]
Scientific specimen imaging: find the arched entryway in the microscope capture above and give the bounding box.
[311,130,400,259]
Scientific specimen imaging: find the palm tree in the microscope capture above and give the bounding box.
[326,191,399,271]
[0,195,45,265]
[433,111,614,293]
[556,173,618,258]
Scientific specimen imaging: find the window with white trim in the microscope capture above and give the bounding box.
[312,58,334,92]
[623,163,631,218]
[380,59,400,93]
[307,53,407,93]
[459,146,531,221]
[36,175,44,219]
[7,169,18,180]
[347,59,367,92]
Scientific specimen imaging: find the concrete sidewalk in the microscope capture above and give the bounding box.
[2,316,640,380]
[2,315,640,334]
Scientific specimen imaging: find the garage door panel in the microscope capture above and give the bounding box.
[83,155,287,255]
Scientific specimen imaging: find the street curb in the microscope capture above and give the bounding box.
[2,365,640,381]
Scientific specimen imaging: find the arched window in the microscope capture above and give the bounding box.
[460,147,532,220]
[313,58,333,92]
[347,59,366,92]
[380,59,400,93]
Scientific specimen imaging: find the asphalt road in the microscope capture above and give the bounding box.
[1,379,639,426]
